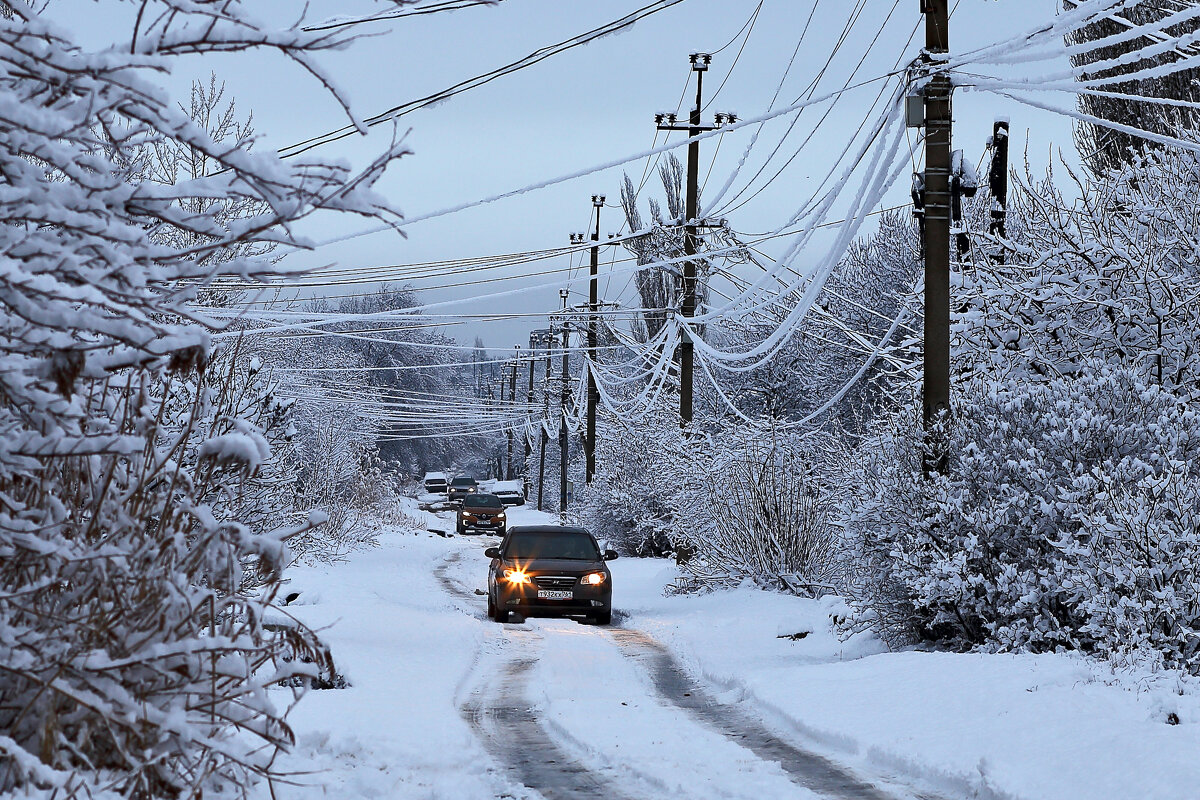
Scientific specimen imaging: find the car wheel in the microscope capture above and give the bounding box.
[456,523,466,535]
[592,610,612,626]
[487,591,495,617]
[492,603,509,623]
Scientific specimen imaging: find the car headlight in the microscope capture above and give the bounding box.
[503,569,530,585]
[581,572,606,586]
[496,512,506,519]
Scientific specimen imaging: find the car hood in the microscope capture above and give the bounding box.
[503,558,605,573]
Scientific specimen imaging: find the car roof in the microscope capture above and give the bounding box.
[506,525,592,537]
[423,471,447,479]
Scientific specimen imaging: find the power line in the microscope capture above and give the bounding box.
[276,0,689,160]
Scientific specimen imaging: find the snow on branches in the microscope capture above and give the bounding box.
[0,3,405,797]
[850,367,1200,671]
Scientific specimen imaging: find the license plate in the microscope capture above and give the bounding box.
[537,590,573,600]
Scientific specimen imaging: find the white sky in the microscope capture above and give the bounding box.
[54,0,1077,351]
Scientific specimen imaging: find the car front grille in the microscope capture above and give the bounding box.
[533,576,576,590]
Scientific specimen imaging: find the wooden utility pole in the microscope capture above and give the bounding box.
[523,333,539,499]
[987,118,1010,262]
[558,288,570,513]
[655,54,735,427]
[585,195,603,484]
[537,334,552,510]
[506,346,518,480]
[922,0,952,442]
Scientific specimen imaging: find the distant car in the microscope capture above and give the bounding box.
[457,493,507,536]
[489,479,526,506]
[447,475,478,503]
[485,525,617,625]
[423,471,448,495]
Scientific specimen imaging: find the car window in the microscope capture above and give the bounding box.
[463,494,502,509]
[505,532,600,560]
[451,477,476,486]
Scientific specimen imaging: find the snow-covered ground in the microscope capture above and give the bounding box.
[257,499,1200,799]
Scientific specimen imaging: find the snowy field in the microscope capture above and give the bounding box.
[257,499,1200,799]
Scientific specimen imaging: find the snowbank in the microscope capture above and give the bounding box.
[616,560,1200,800]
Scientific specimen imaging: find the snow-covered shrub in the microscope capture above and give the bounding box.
[290,412,395,560]
[0,360,333,798]
[959,148,1200,399]
[574,404,682,556]
[671,426,846,595]
[0,3,403,795]
[850,367,1200,670]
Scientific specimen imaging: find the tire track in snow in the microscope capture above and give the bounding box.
[437,550,635,800]
[462,654,637,800]
[608,626,945,800]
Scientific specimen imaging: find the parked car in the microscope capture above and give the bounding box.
[457,493,507,536]
[423,471,448,495]
[485,525,617,625]
[447,475,478,503]
[489,479,526,506]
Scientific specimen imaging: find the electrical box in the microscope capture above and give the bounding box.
[905,94,924,128]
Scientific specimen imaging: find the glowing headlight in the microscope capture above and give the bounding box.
[581,572,606,586]
[503,569,530,585]
[496,512,506,519]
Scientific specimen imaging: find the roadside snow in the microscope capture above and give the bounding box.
[259,501,1200,800]
[254,505,512,798]
[617,560,1200,800]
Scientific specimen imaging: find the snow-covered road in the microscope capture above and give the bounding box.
[258,500,1200,800]
[437,543,918,800]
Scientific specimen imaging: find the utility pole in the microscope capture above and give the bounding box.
[506,345,519,480]
[585,195,603,484]
[987,118,1010,263]
[655,53,736,427]
[537,331,553,511]
[524,332,541,500]
[921,0,952,452]
[558,288,570,514]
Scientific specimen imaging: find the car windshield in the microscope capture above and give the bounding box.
[505,531,600,560]
[463,494,502,509]
[450,478,476,486]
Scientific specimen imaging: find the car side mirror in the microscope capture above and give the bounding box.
[484,547,500,558]
[603,549,618,561]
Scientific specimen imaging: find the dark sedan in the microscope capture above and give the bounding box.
[486,525,617,625]
[447,475,478,504]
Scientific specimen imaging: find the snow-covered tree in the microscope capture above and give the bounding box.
[848,366,1200,672]
[1063,0,1200,174]
[958,148,1200,399]
[0,2,404,795]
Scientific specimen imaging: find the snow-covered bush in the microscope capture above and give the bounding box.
[290,410,396,560]
[577,407,849,598]
[0,3,403,795]
[959,148,1200,398]
[850,367,1200,671]
[574,405,683,557]
[671,425,846,595]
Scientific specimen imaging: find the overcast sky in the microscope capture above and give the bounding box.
[56,0,1077,351]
